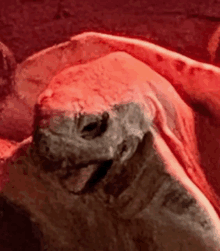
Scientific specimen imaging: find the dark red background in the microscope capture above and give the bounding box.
[1,0,220,65]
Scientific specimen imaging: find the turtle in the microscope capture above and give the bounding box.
[0,32,220,250]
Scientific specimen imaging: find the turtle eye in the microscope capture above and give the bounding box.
[80,121,101,140]
[82,122,99,133]
[79,112,109,140]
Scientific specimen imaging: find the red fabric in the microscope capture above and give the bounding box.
[1,32,220,222]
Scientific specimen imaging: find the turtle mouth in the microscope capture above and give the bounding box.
[59,137,141,195]
[60,160,113,194]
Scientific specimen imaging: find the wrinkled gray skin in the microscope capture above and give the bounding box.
[33,103,149,195]
[28,101,220,251]
[0,41,219,250]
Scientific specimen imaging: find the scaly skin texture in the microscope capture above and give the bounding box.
[0,33,220,250]
[3,113,220,250]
